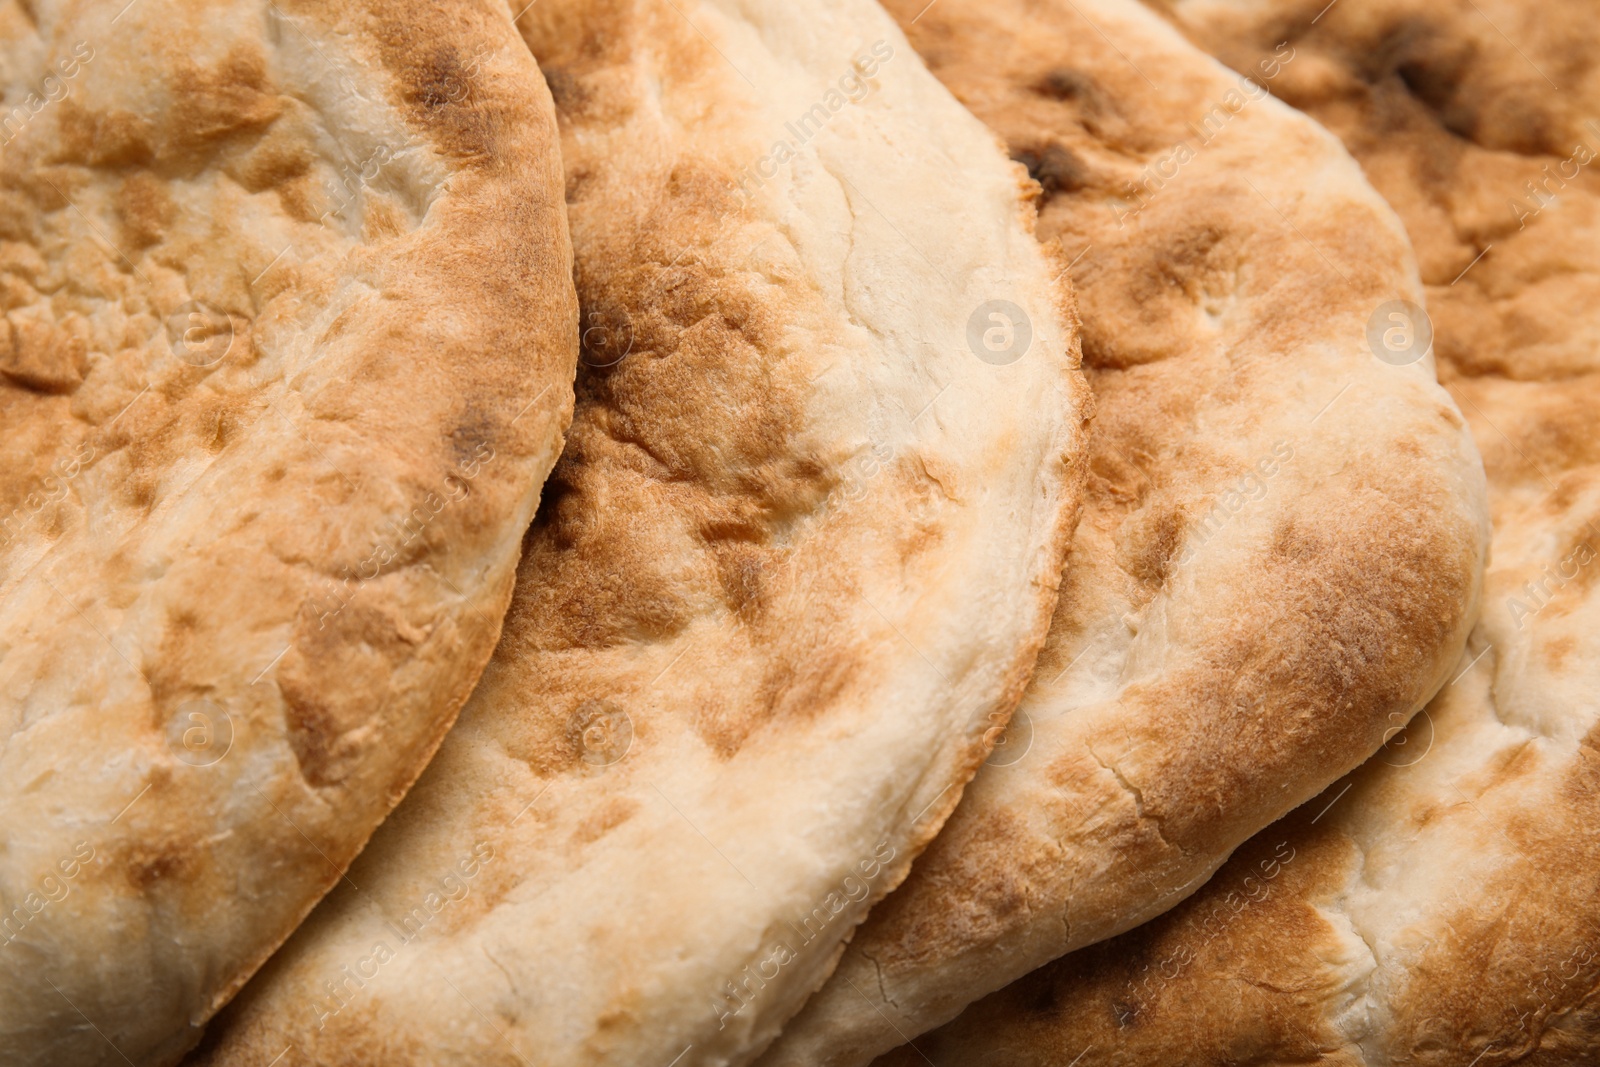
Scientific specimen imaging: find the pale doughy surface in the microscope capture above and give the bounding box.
[187,0,1090,1064]
[759,0,1490,1063]
[0,1,576,1064]
[869,0,1600,1062]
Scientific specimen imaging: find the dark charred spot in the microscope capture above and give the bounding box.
[1033,68,1105,110]
[1012,142,1092,198]
[373,19,499,162]
[277,603,425,789]
[448,407,497,470]
[1356,16,1564,156]
[280,684,347,789]
[1024,972,1063,1017]
[120,833,194,890]
[129,850,186,888]
[413,45,471,110]
[1270,516,1319,563]
[1386,21,1471,113]
[125,476,158,512]
[565,161,596,203]
[541,65,585,113]
[705,533,768,616]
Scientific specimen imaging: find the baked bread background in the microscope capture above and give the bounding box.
[757,0,1488,1062]
[0,1,576,1064]
[867,0,1600,1062]
[3,0,1591,1063]
[186,0,1090,1063]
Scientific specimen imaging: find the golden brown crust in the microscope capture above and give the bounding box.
[757,0,1489,1062]
[0,1,576,1064]
[871,812,1368,1067]
[187,0,1090,1065]
[872,0,1600,1062]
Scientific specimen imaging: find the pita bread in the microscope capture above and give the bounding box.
[869,0,1600,1062]
[187,0,1090,1064]
[0,1,576,1063]
[758,0,1491,1063]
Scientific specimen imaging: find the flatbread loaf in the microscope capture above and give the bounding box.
[0,1,576,1064]
[870,0,1600,1062]
[759,0,1491,1063]
[187,0,1090,1064]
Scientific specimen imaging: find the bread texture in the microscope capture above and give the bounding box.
[185,0,1091,1064]
[757,0,1491,1063]
[867,0,1600,1062]
[0,1,577,1064]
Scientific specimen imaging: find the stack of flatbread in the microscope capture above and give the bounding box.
[0,0,1587,1063]
[871,2,1600,1063]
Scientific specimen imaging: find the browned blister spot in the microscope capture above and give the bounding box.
[125,843,194,890]
[1385,736,1600,1062]
[500,149,849,759]
[114,172,173,250]
[278,597,437,789]
[54,99,157,168]
[371,6,516,166]
[1011,142,1094,200]
[163,45,282,160]
[871,807,1044,971]
[569,796,640,848]
[877,816,1360,1067]
[1073,215,1239,370]
[0,313,87,393]
[1118,505,1185,589]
